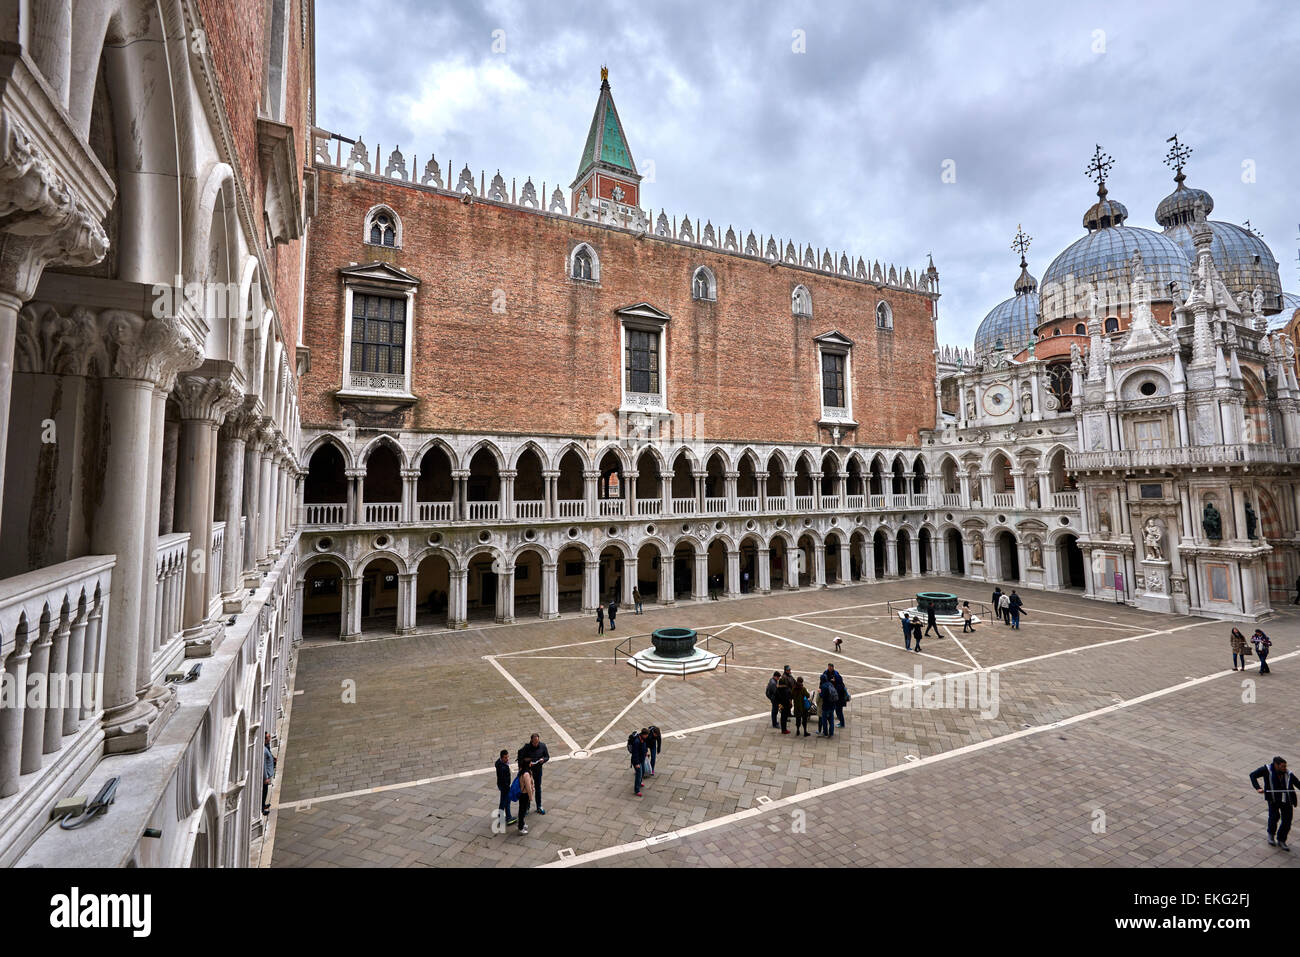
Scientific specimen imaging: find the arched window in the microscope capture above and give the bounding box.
[1046,361,1073,412]
[876,300,893,330]
[1104,317,1119,334]
[364,206,401,247]
[570,244,599,282]
[692,266,716,301]
[1074,322,1086,335]
[792,284,812,317]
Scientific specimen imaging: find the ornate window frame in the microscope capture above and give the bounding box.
[792,284,812,318]
[815,331,857,427]
[691,265,717,301]
[337,262,420,401]
[875,300,893,331]
[363,204,402,248]
[616,302,671,414]
[569,242,600,283]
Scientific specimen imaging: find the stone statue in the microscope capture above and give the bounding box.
[1252,286,1265,317]
[1245,501,1258,540]
[966,396,975,420]
[1028,537,1042,568]
[1142,518,1163,561]
[1028,482,1040,507]
[971,537,984,562]
[1202,502,1222,540]
[1097,495,1112,535]
[1020,389,1032,416]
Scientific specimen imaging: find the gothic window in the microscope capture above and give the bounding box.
[792,284,812,317]
[1074,322,1086,335]
[1046,361,1073,412]
[350,294,406,375]
[625,329,660,395]
[363,206,401,247]
[821,352,846,408]
[570,243,599,282]
[876,301,893,330]
[692,266,716,301]
[1104,317,1119,334]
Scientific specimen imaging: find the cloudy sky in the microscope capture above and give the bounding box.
[315,0,1299,347]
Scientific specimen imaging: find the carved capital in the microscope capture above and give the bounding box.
[175,374,243,423]
[220,407,262,443]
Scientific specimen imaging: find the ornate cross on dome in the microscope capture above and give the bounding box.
[1011,224,1032,265]
[1164,134,1192,184]
[1086,145,1114,191]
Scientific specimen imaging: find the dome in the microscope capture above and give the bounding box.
[974,289,1039,357]
[1164,220,1282,310]
[1040,225,1191,322]
[1155,181,1214,228]
[1268,292,1300,332]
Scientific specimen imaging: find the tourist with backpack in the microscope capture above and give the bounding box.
[633,587,643,614]
[1252,629,1272,674]
[820,664,848,728]
[1250,757,1299,850]
[998,592,1011,626]
[900,613,913,651]
[911,615,924,653]
[629,729,649,796]
[596,604,604,635]
[645,725,662,776]
[776,669,794,734]
[793,677,812,737]
[818,677,838,737]
[1008,590,1023,629]
[766,672,781,728]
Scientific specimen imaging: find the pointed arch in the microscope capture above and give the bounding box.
[509,439,549,471]
[412,435,460,472]
[463,438,507,471]
[358,433,408,469]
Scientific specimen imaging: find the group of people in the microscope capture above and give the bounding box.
[990,587,1024,628]
[766,664,849,737]
[1230,627,1273,674]
[627,725,663,796]
[494,733,550,835]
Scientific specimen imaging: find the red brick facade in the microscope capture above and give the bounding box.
[301,167,939,447]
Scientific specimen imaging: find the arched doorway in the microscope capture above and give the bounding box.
[635,542,661,603]
[918,528,932,574]
[739,537,758,592]
[415,552,452,629]
[707,539,728,596]
[362,443,402,522]
[303,443,347,523]
[896,529,911,575]
[997,531,1020,583]
[1255,491,1287,602]
[301,558,345,638]
[557,545,587,613]
[946,530,965,576]
[873,529,888,577]
[513,547,545,618]
[797,534,816,586]
[768,535,788,589]
[359,557,400,634]
[1058,534,1085,589]
[849,530,867,580]
[824,532,841,583]
[673,541,695,598]
[599,545,625,603]
[468,552,499,621]
[416,446,455,521]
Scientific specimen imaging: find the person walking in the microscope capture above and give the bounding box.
[818,677,837,738]
[645,725,662,776]
[991,587,1004,622]
[1008,590,1023,630]
[961,601,974,633]
[766,671,780,728]
[1252,629,1272,674]
[629,729,649,797]
[495,749,515,828]
[517,734,550,814]
[262,732,276,815]
[793,677,811,737]
[820,664,848,728]
[516,757,535,834]
[776,669,794,734]
[607,598,617,631]
[924,604,940,638]
[900,613,913,651]
[596,604,604,635]
[632,586,643,614]
[911,615,924,653]
[1230,627,1250,671]
[998,592,1012,627]
[1250,757,1299,850]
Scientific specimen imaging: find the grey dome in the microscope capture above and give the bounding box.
[974,289,1039,358]
[1040,224,1191,322]
[1155,181,1214,228]
[1268,292,1300,331]
[1164,220,1282,311]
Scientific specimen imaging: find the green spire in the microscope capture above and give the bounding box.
[573,67,637,185]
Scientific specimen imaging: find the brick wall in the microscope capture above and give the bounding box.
[302,168,939,446]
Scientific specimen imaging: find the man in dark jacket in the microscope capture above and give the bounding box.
[630,729,649,796]
[776,671,794,734]
[607,598,617,631]
[1250,757,1299,850]
[991,587,1003,622]
[766,672,781,728]
[924,604,939,638]
[1008,590,1024,629]
[645,725,662,775]
[517,734,550,814]
[495,749,515,827]
[820,664,848,728]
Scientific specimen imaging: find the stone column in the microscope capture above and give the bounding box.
[499,468,516,520]
[583,560,600,613]
[242,414,265,582]
[1043,544,1060,589]
[449,568,468,628]
[658,553,675,604]
[174,374,241,657]
[341,577,362,640]
[958,472,972,508]
[540,563,559,619]
[860,538,876,581]
[810,542,825,586]
[400,469,419,523]
[622,557,637,605]
[724,471,739,513]
[452,470,469,522]
[258,442,280,565]
[624,469,638,517]
[1011,469,1027,509]
[496,561,516,623]
[583,469,600,518]
[219,409,257,613]
[694,471,707,512]
[159,416,180,534]
[725,549,741,596]
[542,470,558,519]
[757,471,769,511]
[838,539,852,583]
[693,550,709,600]
[909,535,922,577]
[757,547,772,593]
[783,546,799,590]
[660,472,671,517]
[811,471,823,510]
[396,573,416,634]
[885,537,899,577]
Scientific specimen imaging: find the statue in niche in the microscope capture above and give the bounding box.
[965,394,976,420]
[1020,389,1032,416]
[1245,501,1258,540]
[1097,495,1112,535]
[1202,501,1222,541]
[1142,518,1163,561]
[971,537,984,563]
[1028,537,1042,568]
[1028,482,1040,507]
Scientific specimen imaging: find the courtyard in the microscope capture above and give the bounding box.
[264,578,1300,868]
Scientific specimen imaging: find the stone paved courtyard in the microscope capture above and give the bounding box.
[263,578,1300,868]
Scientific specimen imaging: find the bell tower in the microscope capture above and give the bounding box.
[571,67,642,216]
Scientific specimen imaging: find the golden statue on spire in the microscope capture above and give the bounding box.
[601,65,608,83]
